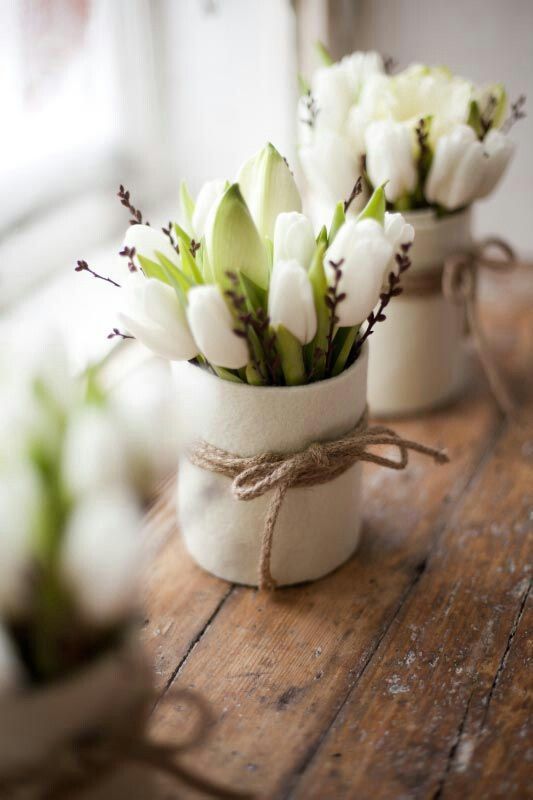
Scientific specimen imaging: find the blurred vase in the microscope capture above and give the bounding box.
[0,640,156,799]
[174,344,368,587]
[368,208,472,416]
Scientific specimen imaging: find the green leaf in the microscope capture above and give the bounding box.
[207,183,269,291]
[304,241,328,378]
[328,202,346,243]
[315,40,333,66]
[177,237,203,284]
[210,365,244,384]
[331,326,359,377]
[467,99,484,139]
[179,181,195,233]
[298,73,310,95]
[358,184,386,225]
[173,222,192,247]
[238,270,267,314]
[156,252,194,293]
[137,254,170,284]
[316,225,328,247]
[276,325,306,385]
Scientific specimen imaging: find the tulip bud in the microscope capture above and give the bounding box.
[119,274,198,361]
[299,129,361,211]
[324,219,393,327]
[384,212,415,276]
[476,129,514,198]
[268,259,317,345]
[365,120,417,203]
[273,212,316,269]
[61,488,142,625]
[425,124,486,209]
[237,143,302,239]
[192,179,226,239]
[123,224,180,270]
[187,285,249,370]
[206,184,269,290]
[0,624,23,693]
[61,405,129,499]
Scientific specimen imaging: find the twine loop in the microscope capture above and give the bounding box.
[189,408,449,591]
[401,236,517,418]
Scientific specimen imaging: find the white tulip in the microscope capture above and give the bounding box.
[237,143,302,239]
[324,219,393,327]
[384,212,415,253]
[119,274,198,361]
[476,129,514,198]
[310,64,353,132]
[425,124,486,210]
[61,488,142,625]
[268,259,317,345]
[339,51,384,95]
[299,129,361,211]
[123,224,179,270]
[187,285,248,370]
[192,179,226,239]
[0,465,43,615]
[273,212,316,269]
[61,405,129,499]
[365,121,417,203]
[0,624,23,693]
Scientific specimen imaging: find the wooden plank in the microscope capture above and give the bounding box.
[148,381,500,797]
[141,480,233,691]
[440,590,532,799]
[292,412,532,799]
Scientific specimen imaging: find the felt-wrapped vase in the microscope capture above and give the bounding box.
[0,641,155,799]
[174,344,368,587]
[368,208,472,416]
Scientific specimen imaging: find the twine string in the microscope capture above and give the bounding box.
[400,236,517,417]
[189,408,449,591]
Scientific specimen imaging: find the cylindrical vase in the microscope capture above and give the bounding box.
[174,344,369,587]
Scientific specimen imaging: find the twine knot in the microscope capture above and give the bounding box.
[189,407,449,590]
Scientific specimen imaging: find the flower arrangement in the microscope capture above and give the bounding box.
[77,143,413,386]
[298,47,525,214]
[0,342,142,690]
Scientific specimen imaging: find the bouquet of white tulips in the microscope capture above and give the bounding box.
[0,341,143,690]
[298,47,525,214]
[78,143,413,386]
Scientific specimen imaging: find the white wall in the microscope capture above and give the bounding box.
[333,0,533,257]
[159,0,299,195]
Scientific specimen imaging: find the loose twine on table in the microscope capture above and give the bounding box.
[400,236,518,419]
[0,688,252,800]
[189,407,449,591]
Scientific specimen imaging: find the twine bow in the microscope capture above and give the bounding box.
[189,408,449,591]
[401,236,517,418]
[0,688,251,800]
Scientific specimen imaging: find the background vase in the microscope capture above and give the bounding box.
[174,344,368,587]
[367,208,472,416]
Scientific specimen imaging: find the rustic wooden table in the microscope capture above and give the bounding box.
[141,266,532,800]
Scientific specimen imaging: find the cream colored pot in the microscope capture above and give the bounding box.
[368,208,472,416]
[174,344,368,587]
[0,641,155,799]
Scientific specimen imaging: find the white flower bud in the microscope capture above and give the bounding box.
[187,285,248,370]
[269,259,317,345]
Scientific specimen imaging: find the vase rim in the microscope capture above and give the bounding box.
[176,340,369,396]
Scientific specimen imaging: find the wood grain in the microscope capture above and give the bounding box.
[142,267,533,799]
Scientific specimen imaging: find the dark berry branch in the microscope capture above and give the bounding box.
[75,260,121,288]
[118,246,138,273]
[224,272,268,383]
[383,55,397,75]
[162,221,180,255]
[480,94,498,137]
[299,90,319,128]
[501,94,526,134]
[352,243,412,360]
[117,185,148,227]
[324,259,346,377]
[343,176,363,214]
[107,328,135,341]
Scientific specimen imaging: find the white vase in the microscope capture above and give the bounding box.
[174,343,369,587]
[0,641,156,799]
[368,208,472,416]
